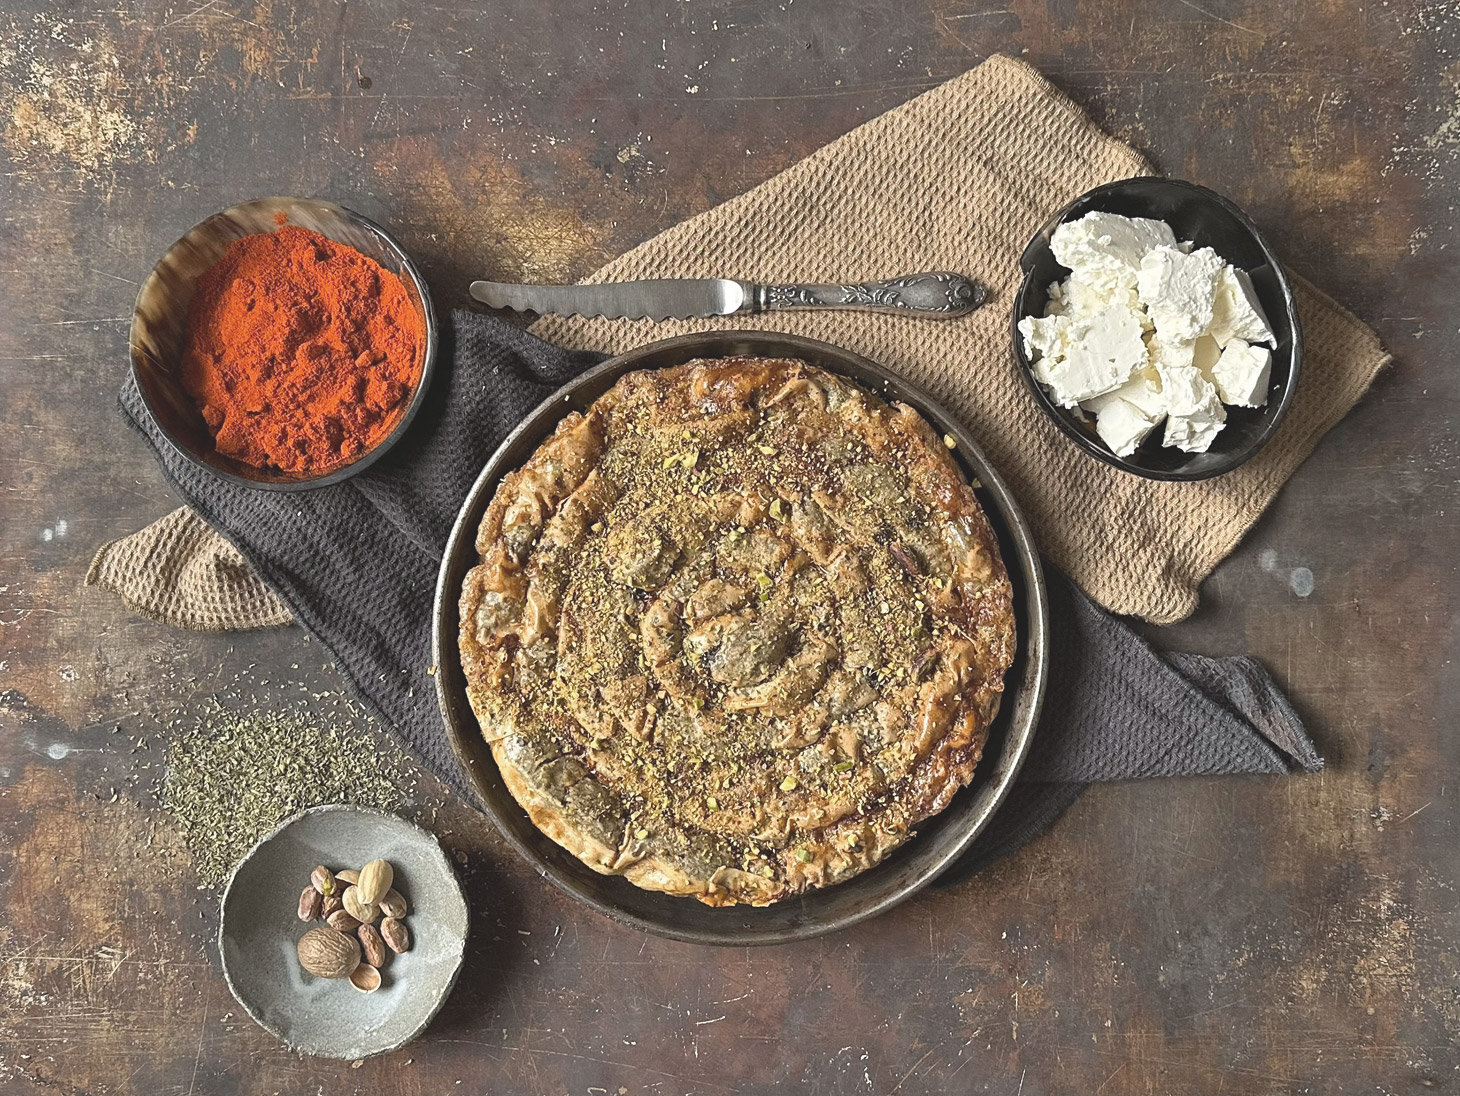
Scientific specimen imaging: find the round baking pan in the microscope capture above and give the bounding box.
[432,331,1048,945]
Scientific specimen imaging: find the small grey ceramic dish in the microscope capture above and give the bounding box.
[432,331,1048,946]
[219,805,468,1059]
[130,196,439,490]
[1013,177,1302,481]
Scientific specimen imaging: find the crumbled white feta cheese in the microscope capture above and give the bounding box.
[1211,339,1272,407]
[1018,313,1071,362]
[1032,304,1147,408]
[1051,212,1177,293]
[1081,367,1168,457]
[1136,245,1226,342]
[1191,334,1223,378]
[1025,211,1277,458]
[1083,367,1167,422]
[1147,331,1194,373]
[1060,272,1142,319]
[1208,266,1275,347]
[1164,406,1227,453]
[1092,397,1160,457]
[1157,363,1219,417]
[1159,364,1227,452]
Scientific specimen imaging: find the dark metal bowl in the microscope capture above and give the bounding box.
[129,197,439,491]
[432,332,1048,945]
[1013,177,1302,481]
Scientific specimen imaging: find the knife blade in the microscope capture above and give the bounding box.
[470,278,746,321]
[469,272,983,320]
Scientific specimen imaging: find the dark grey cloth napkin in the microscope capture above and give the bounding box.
[119,309,1321,878]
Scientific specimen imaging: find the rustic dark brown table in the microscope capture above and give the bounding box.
[2,1,1456,1093]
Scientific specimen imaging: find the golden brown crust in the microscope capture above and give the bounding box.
[460,358,1015,906]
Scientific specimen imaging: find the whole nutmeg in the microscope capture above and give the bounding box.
[321,893,344,918]
[335,869,360,885]
[358,922,387,967]
[297,885,322,922]
[310,865,336,897]
[357,859,394,905]
[380,916,411,954]
[341,884,378,925]
[349,963,382,993]
[326,908,361,933]
[378,888,408,920]
[296,927,361,979]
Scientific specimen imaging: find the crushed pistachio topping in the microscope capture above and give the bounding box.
[464,357,1014,904]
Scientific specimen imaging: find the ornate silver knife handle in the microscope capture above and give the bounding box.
[750,272,984,318]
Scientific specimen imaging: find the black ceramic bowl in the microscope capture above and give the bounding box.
[1012,177,1301,481]
[130,197,439,491]
[433,332,1049,945]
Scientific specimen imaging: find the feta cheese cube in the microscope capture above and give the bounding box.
[1211,339,1272,407]
[1159,364,1227,452]
[1164,408,1226,453]
[1060,272,1141,319]
[1136,245,1226,342]
[1082,367,1167,422]
[1158,363,1221,418]
[1051,212,1178,292]
[1093,397,1160,457]
[1037,304,1148,407]
[1146,331,1194,374]
[1018,313,1072,362]
[1208,266,1275,347]
[1081,367,1169,458]
[1192,334,1223,378]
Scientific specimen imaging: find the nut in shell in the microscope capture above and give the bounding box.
[378,888,408,919]
[297,927,361,979]
[341,884,378,925]
[326,908,361,933]
[358,922,387,967]
[357,859,394,905]
[380,916,410,954]
[310,865,336,897]
[335,869,359,885]
[297,885,322,922]
[349,963,382,994]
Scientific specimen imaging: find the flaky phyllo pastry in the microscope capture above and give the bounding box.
[460,359,1014,905]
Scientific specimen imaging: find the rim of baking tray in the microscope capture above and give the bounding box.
[432,331,1048,945]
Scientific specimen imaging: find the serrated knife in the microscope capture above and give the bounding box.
[468,272,985,321]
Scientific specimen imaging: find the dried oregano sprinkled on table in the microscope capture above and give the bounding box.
[160,705,405,887]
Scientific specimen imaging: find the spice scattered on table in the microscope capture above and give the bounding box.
[180,223,425,475]
[160,706,405,887]
[294,856,414,995]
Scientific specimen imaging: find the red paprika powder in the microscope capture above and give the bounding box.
[181,224,425,475]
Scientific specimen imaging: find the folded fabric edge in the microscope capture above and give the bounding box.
[1164,651,1324,774]
[83,512,295,632]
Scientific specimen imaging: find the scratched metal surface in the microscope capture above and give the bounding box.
[0,2,1456,1094]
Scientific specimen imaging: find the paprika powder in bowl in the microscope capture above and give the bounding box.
[130,197,438,490]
